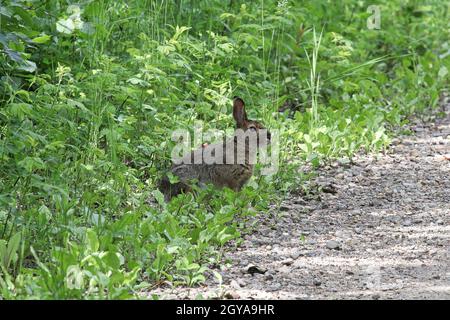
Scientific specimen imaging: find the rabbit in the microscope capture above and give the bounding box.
[159,96,271,201]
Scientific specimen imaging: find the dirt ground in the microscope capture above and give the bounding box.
[148,100,450,300]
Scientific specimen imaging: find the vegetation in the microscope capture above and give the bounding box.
[0,0,448,299]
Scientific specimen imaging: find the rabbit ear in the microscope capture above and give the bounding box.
[233,96,247,128]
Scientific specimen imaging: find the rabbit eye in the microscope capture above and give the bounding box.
[249,127,257,131]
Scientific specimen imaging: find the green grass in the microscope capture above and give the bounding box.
[0,0,449,299]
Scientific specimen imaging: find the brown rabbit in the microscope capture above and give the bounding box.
[159,96,271,200]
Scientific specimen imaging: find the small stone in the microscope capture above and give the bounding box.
[245,264,267,275]
[335,230,350,239]
[313,278,322,286]
[322,184,337,194]
[410,150,420,157]
[278,265,291,273]
[402,220,412,226]
[385,216,401,223]
[268,283,282,292]
[224,291,240,299]
[326,240,341,250]
[264,274,274,281]
[237,279,246,287]
[290,251,301,260]
[229,280,240,290]
[281,258,294,266]
[239,259,249,267]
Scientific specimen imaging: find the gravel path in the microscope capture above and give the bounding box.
[149,101,450,300]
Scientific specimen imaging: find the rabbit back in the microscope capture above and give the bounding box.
[171,138,254,192]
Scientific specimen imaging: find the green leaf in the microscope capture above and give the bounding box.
[85,229,99,252]
[217,228,234,245]
[167,172,179,184]
[17,60,37,73]
[152,189,165,206]
[10,5,36,28]
[438,66,448,79]
[0,240,7,268]
[102,251,121,269]
[56,18,75,34]
[18,156,46,172]
[167,246,180,254]
[32,35,51,44]
[4,48,24,63]
[66,265,84,290]
[4,232,21,269]
[0,6,12,18]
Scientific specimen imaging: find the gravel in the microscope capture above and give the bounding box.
[146,99,450,300]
